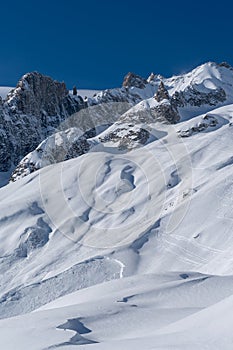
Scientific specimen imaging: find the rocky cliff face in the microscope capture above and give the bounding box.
[0,72,85,171]
[153,81,180,123]
[7,72,68,116]
[122,72,147,89]
[154,81,170,102]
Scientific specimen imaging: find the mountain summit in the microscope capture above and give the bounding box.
[0,72,86,173]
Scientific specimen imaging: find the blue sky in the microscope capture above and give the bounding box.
[0,0,232,89]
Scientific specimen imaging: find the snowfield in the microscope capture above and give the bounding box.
[1,62,233,349]
[69,89,101,98]
[0,86,13,99]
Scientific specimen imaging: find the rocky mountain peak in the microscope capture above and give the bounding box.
[122,72,147,89]
[217,61,233,70]
[154,81,170,102]
[0,72,85,172]
[6,71,69,116]
[147,72,155,83]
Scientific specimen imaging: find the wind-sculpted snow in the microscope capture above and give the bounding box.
[2,62,233,349]
[1,103,233,302]
[2,274,233,349]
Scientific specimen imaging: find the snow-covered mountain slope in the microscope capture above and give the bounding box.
[10,100,131,182]
[10,96,172,181]
[11,62,233,182]
[1,61,233,181]
[2,62,233,349]
[90,61,233,116]
[1,101,233,342]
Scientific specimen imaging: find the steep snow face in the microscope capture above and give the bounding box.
[164,62,233,95]
[163,62,233,118]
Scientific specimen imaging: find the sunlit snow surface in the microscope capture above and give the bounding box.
[2,64,233,349]
[1,106,233,348]
[0,86,12,99]
[69,89,100,98]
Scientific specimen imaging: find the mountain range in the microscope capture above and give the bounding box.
[1,61,233,349]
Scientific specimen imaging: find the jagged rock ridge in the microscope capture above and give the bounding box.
[0,72,85,171]
[122,72,148,89]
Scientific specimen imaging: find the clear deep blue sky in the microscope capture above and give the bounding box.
[1,0,233,89]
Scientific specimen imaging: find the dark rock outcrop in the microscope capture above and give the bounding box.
[151,102,180,124]
[153,81,180,123]
[177,114,219,137]
[7,72,68,116]
[218,62,233,69]
[154,81,170,102]
[122,72,147,89]
[99,125,150,150]
[171,86,226,108]
[0,72,86,171]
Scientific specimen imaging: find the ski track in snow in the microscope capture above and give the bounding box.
[111,258,125,278]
